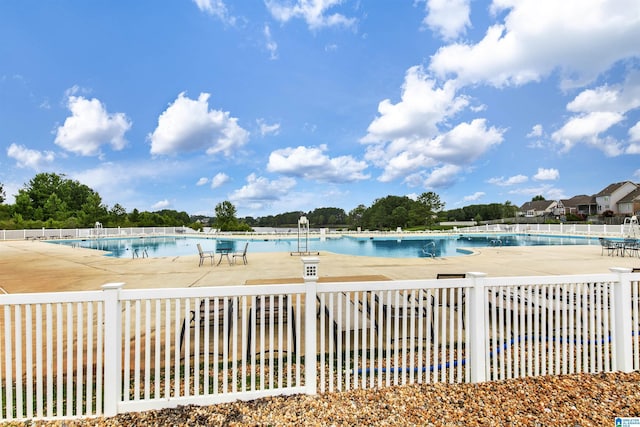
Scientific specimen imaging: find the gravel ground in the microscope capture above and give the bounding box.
[7,371,640,426]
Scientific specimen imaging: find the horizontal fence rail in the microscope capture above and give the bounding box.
[1,261,639,422]
[1,222,637,241]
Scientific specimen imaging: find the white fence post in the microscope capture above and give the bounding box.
[102,283,125,417]
[302,257,319,395]
[467,272,487,383]
[610,267,633,372]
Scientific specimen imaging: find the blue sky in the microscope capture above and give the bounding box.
[1,1,639,218]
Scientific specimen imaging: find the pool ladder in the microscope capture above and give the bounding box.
[132,247,149,258]
[422,242,436,258]
[490,239,503,247]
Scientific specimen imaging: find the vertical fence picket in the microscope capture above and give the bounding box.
[17,305,25,419]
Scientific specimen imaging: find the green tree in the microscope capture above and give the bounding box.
[416,192,444,226]
[128,208,140,224]
[0,182,5,204]
[43,193,67,221]
[213,201,253,232]
[15,172,99,223]
[79,193,108,226]
[532,195,545,201]
[109,203,127,226]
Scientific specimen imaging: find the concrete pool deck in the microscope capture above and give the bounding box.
[1,237,639,294]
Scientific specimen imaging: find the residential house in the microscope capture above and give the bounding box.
[595,181,638,214]
[556,195,597,217]
[519,200,557,217]
[617,187,640,216]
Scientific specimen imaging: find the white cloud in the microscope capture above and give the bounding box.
[527,124,543,138]
[533,168,559,181]
[463,191,485,202]
[54,95,131,156]
[267,145,369,183]
[551,111,624,155]
[195,173,229,188]
[361,65,504,185]
[370,118,504,183]
[423,164,461,188]
[229,173,296,209]
[628,122,640,153]
[69,161,189,210]
[192,0,236,25]
[149,92,249,156]
[429,0,640,89]
[265,0,356,30]
[7,143,55,169]
[152,199,171,210]
[629,122,640,142]
[264,24,278,60]
[257,118,280,136]
[508,184,566,201]
[0,181,20,204]
[487,174,528,186]
[362,66,469,145]
[211,172,229,188]
[423,0,471,41]
[553,71,640,155]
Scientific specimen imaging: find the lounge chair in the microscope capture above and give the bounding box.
[318,291,375,357]
[247,294,296,360]
[432,273,466,334]
[366,290,427,348]
[197,243,215,266]
[179,297,235,354]
[232,242,249,265]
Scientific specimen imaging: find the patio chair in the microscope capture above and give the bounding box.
[247,294,297,360]
[197,243,215,266]
[232,242,249,265]
[623,239,639,258]
[179,297,235,354]
[599,237,620,256]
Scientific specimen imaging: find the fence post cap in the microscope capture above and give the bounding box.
[102,282,125,290]
[610,267,633,274]
[466,272,487,278]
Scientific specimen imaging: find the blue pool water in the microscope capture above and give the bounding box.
[48,234,598,259]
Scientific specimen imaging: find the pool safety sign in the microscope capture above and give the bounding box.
[617,418,640,426]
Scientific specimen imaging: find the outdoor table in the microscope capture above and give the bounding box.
[216,246,232,265]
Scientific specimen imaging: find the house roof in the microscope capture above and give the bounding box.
[618,187,640,203]
[561,194,596,207]
[595,181,637,197]
[519,200,556,211]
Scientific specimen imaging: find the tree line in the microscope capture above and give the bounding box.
[0,173,519,231]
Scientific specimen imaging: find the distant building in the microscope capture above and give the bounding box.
[519,200,557,217]
[595,181,637,214]
[555,195,597,217]
[617,187,640,216]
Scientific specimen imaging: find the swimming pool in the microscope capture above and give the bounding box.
[48,233,598,259]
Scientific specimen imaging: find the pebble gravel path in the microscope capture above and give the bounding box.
[8,371,640,426]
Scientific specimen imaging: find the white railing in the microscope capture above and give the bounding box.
[458,223,632,237]
[1,223,635,242]
[0,227,191,241]
[1,261,639,422]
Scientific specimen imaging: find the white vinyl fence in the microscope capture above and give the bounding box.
[1,259,639,422]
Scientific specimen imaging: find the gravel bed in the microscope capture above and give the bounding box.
[8,371,640,426]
